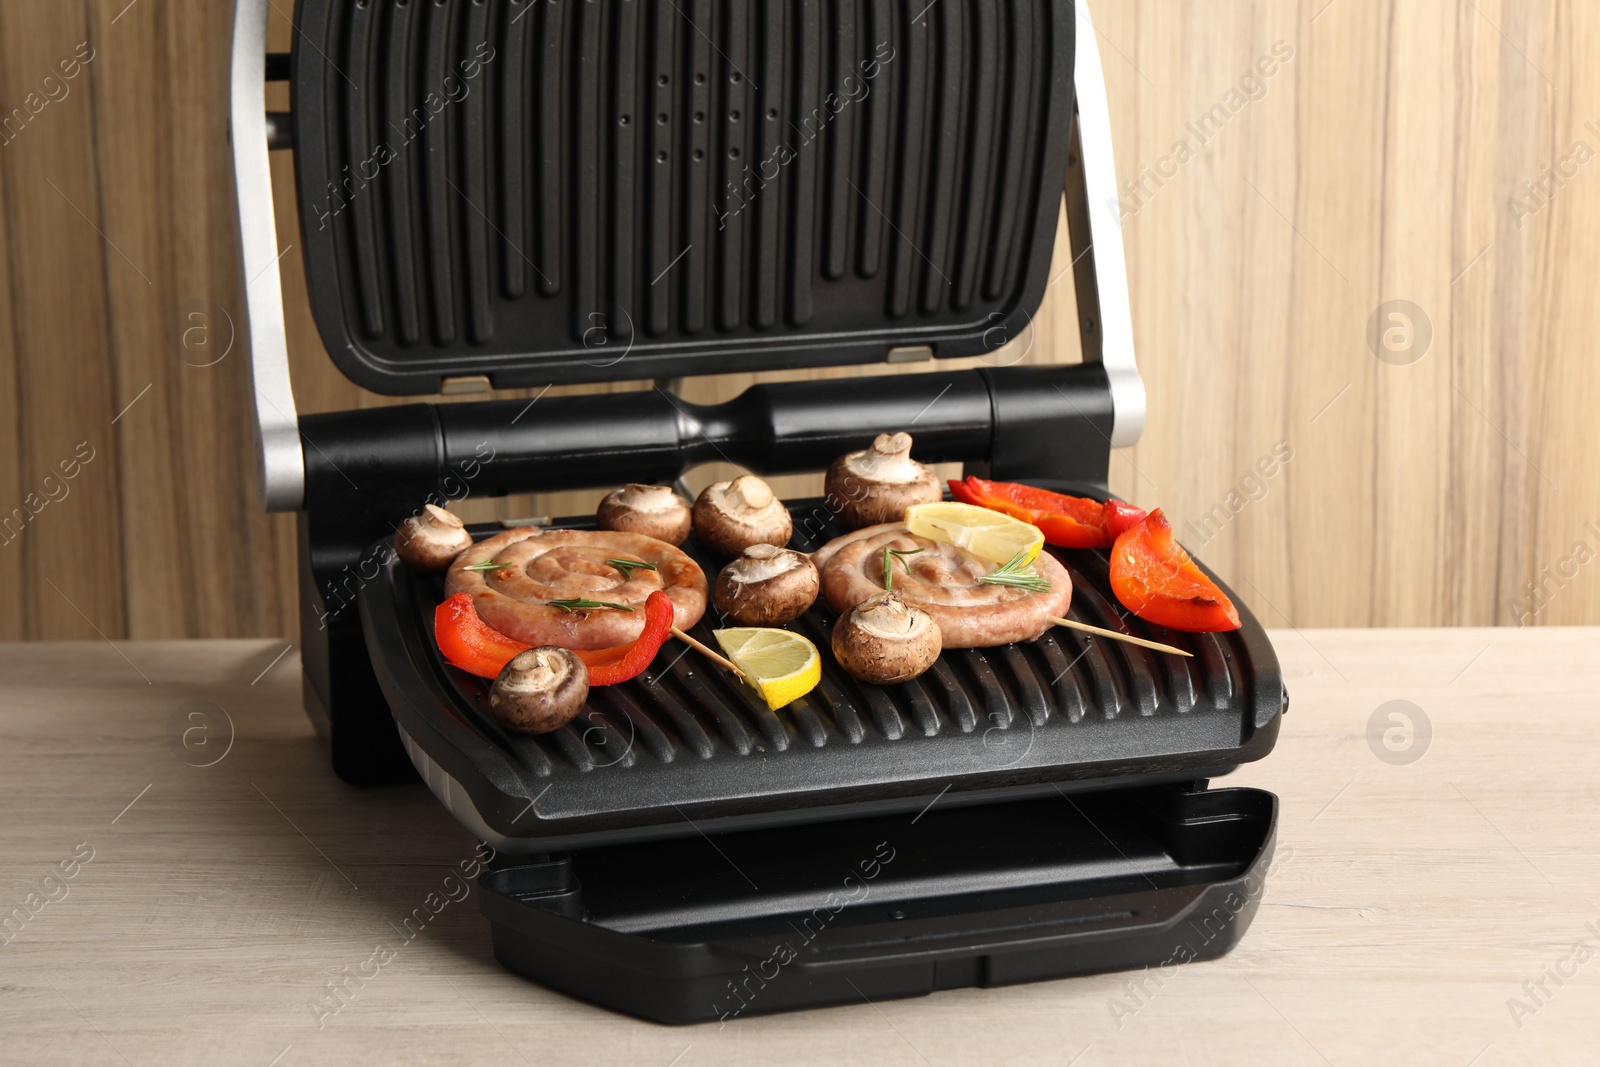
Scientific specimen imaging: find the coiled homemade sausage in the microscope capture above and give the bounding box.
[813,524,1072,648]
[445,527,707,650]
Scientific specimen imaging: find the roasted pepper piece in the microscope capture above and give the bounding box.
[586,591,675,686]
[434,594,533,679]
[435,594,648,679]
[947,476,1145,549]
[1108,509,1241,632]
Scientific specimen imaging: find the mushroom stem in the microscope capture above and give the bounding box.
[728,475,774,510]
[859,432,920,481]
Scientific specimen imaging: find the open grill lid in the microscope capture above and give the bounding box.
[289,0,1076,394]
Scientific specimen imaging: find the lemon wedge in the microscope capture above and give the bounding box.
[713,628,822,710]
[904,501,1045,565]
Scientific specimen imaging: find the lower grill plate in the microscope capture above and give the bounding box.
[359,495,1285,850]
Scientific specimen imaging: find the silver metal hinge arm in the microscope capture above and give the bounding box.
[1065,0,1147,447]
[230,0,305,511]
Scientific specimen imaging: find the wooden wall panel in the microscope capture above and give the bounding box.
[0,59,21,639]
[1,0,1597,639]
[0,2,128,641]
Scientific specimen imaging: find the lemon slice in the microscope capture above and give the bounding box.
[713,628,822,710]
[904,501,1046,565]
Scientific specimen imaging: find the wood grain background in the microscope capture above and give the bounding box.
[1,0,1597,641]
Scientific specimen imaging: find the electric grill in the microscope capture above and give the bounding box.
[230,0,1286,1023]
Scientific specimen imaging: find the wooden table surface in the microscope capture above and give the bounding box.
[1,628,1596,1066]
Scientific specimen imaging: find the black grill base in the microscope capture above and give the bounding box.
[478,782,1278,1024]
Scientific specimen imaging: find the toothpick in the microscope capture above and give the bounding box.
[1048,616,1193,658]
[671,627,748,681]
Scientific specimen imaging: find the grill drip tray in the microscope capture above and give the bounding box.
[478,782,1279,1024]
[359,496,1285,852]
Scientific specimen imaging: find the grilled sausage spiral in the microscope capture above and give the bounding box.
[445,527,707,649]
[813,524,1072,648]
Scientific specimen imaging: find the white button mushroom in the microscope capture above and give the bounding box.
[714,544,820,626]
[596,483,693,545]
[692,474,793,557]
[831,592,942,685]
[394,504,474,573]
[488,647,590,734]
[824,431,942,529]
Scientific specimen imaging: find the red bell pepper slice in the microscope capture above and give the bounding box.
[1098,498,1148,541]
[586,591,675,686]
[434,593,664,681]
[1108,509,1241,632]
[947,476,1146,549]
[434,594,532,679]
[577,643,634,668]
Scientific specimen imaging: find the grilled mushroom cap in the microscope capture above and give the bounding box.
[596,483,693,545]
[488,647,590,734]
[824,432,942,529]
[692,475,793,557]
[714,544,820,626]
[831,592,942,684]
[394,504,474,573]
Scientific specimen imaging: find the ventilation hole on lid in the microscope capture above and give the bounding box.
[728,147,740,158]
[693,148,704,161]
[618,114,630,126]
[658,74,670,86]
[657,113,669,125]
[767,108,778,120]
[657,151,668,163]
[695,72,707,85]
[730,71,742,83]
[694,111,706,124]
[729,110,740,122]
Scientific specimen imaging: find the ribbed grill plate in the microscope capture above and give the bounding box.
[360,497,1285,848]
[291,0,1074,393]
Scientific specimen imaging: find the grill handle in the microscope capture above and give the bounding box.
[299,362,1114,515]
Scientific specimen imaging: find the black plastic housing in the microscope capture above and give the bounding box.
[479,782,1278,1023]
[291,0,1075,394]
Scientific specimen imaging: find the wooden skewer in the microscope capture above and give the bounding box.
[1048,616,1193,658]
[671,627,748,681]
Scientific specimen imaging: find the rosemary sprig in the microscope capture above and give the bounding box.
[975,550,1052,593]
[881,547,924,591]
[463,559,514,572]
[546,598,635,613]
[608,558,659,579]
